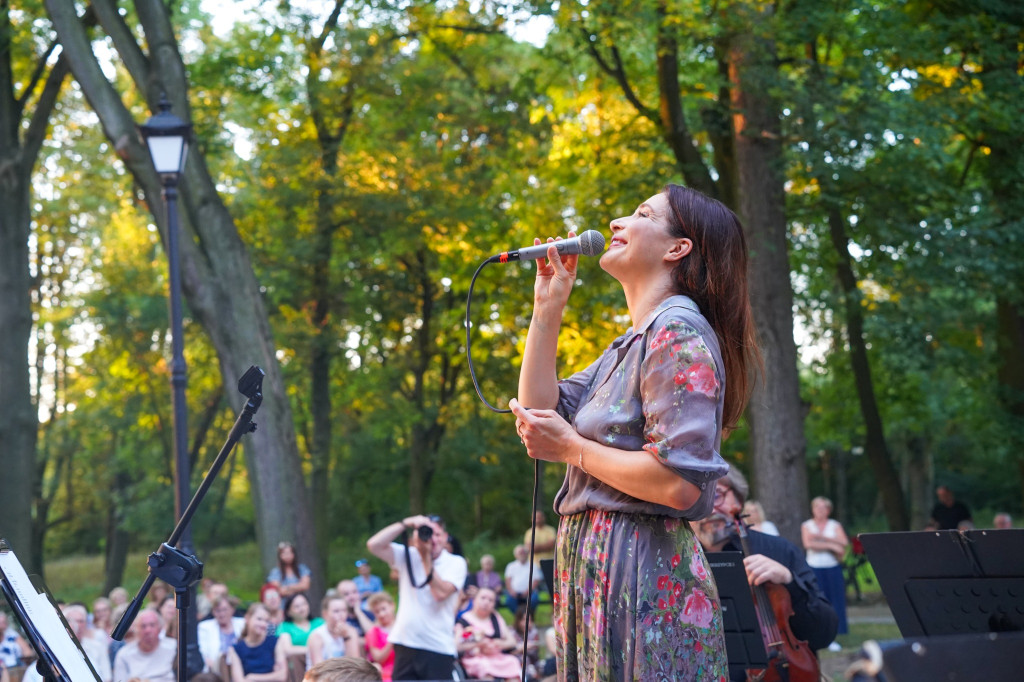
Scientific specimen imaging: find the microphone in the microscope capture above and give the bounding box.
[487,230,606,264]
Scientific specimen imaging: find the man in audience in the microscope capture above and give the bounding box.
[504,544,540,614]
[367,514,467,681]
[352,559,383,606]
[930,485,972,530]
[112,609,176,682]
[524,510,557,564]
[62,604,111,682]
[994,512,1013,529]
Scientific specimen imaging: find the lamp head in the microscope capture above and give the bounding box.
[139,93,191,177]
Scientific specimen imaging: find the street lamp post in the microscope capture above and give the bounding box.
[139,94,202,678]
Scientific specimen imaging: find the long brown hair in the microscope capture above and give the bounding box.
[663,184,761,432]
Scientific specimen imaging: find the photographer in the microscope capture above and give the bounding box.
[367,515,467,680]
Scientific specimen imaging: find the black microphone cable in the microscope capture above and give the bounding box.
[464,256,542,682]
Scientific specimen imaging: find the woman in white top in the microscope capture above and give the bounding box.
[801,496,849,645]
[307,595,360,668]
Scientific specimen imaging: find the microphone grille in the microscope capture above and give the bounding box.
[578,230,606,256]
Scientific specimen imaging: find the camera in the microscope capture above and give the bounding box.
[417,525,434,542]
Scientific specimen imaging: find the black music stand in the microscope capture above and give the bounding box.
[859,529,1024,638]
[706,551,768,679]
[0,539,102,682]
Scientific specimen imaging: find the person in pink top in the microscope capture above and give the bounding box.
[454,588,521,682]
[364,593,396,681]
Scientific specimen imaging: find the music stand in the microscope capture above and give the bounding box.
[0,539,101,681]
[539,558,555,598]
[706,551,768,678]
[859,529,1024,638]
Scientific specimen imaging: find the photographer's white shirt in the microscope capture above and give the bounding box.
[388,542,467,655]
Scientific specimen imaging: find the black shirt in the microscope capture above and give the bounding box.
[931,501,971,530]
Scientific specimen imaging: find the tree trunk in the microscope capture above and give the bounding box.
[826,207,908,529]
[728,18,808,543]
[103,469,133,595]
[0,20,69,570]
[45,0,321,584]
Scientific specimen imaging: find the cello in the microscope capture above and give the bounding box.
[733,513,821,682]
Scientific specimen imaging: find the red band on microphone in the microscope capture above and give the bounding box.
[499,252,510,263]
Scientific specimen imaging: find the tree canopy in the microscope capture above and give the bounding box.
[0,0,1020,589]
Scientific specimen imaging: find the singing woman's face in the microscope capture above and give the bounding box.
[601,192,690,284]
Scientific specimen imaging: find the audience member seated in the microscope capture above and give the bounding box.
[279,593,324,656]
[261,584,286,636]
[227,603,288,682]
[474,555,503,598]
[112,609,176,682]
[268,542,312,600]
[90,597,113,640]
[198,595,245,672]
[303,657,382,682]
[512,604,539,675]
[456,581,478,620]
[0,611,32,668]
[199,582,231,621]
[195,578,216,620]
[62,604,112,682]
[157,595,178,640]
[994,512,1013,529]
[148,581,170,609]
[503,544,540,614]
[537,627,557,682]
[307,595,360,668]
[352,559,383,606]
[364,593,396,682]
[107,586,129,610]
[335,580,374,637]
[107,602,132,666]
[454,588,522,682]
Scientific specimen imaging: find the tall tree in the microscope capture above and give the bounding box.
[44,0,321,580]
[0,3,71,571]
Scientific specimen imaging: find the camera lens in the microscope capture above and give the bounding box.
[417,525,433,542]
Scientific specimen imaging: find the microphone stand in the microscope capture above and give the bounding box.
[111,366,265,682]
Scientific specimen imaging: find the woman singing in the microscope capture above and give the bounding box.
[510,185,759,680]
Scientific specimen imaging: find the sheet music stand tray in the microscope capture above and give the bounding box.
[0,539,101,681]
[706,551,769,678]
[859,529,1024,638]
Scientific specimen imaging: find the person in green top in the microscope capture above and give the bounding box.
[279,593,324,655]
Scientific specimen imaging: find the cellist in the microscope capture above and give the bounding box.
[695,467,838,681]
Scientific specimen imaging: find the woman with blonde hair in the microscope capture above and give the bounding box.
[801,496,849,650]
[743,500,779,535]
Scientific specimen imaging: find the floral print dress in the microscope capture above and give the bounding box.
[551,295,729,681]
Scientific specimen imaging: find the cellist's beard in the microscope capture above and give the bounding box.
[697,513,735,547]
